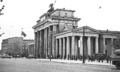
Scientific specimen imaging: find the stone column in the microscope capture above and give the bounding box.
[48,27,51,56]
[87,36,91,56]
[44,29,46,58]
[40,31,42,57]
[36,31,39,57]
[47,28,49,57]
[52,25,57,57]
[72,36,75,56]
[74,37,78,56]
[38,31,40,57]
[45,28,48,58]
[111,38,114,55]
[103,38,106,54]
[80,36,83,55]
[63,37,65,59]
[59,38,62,57]
[56,39,58,56]
[67,36,70,59]
[95,37,99,53]
[34,32,37,56]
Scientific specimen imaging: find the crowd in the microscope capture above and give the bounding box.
[47,53,112,63]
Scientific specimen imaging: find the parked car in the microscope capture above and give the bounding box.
[27,54,35,59]
[1,54,12,58]
[13,55,21,58]
[111,49,120,69]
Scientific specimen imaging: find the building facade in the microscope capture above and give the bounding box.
[1,37,34,56]
[28,43,34,55]
[33,8,120,59]
[22,39,34,56]
[1,37,23,55]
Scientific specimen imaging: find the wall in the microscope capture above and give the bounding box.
[106,38,112,56]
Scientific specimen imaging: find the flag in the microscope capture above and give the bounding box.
[21,31,26,37]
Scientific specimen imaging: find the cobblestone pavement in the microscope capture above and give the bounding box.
[0,58,119,72]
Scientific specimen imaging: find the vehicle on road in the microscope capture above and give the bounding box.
[1,54,12,58]
[13,55,21,58]
[27,54,35,59]
[111,49,120,69]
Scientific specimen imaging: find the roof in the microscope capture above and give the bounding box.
[39,8,75,19]
[80,26,120,34]
[98,30,120,34]
[50,16,80,21]
[55,26,120,36]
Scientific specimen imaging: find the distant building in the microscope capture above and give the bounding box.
[22,39,34,56]
[1,37,23,55]
[23,39,34,50]
[28,43,34,55]
[33,8,120,59]
[1,37,34,56]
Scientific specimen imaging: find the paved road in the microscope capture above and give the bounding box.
[0,58,119,72]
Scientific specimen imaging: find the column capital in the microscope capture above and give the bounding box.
[88,36,91,38]
[72,35,75,55]
[80,36,83,55]
[96,36,99,39]
[96,36,99,38]
[72,35,75,37]
[67,36,70,59]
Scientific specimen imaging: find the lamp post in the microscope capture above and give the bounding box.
[47,20,53,61]
[50,28,52,61]
[83,26,85,63]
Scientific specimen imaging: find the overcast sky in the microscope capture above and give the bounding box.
[0,0,120,49]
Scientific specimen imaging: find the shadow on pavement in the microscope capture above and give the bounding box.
[110,67,120,71]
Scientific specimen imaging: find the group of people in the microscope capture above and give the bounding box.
[48,54,112,63]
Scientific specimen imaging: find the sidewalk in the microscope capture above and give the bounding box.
[35,58,114,66]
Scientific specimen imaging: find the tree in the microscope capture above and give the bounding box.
[0,0,5,15]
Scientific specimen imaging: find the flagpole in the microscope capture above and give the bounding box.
[21,28,23,57]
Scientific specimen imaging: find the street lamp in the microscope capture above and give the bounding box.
[50,27,52,61]
[83,26,85,63]
[47,19,53,61]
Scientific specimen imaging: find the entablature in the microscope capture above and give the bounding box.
[55,31,99,39]
[33,18,59,29]
[34,22,58,32]
[102,34,117,39]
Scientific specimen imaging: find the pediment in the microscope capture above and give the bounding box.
[74,26,100,33]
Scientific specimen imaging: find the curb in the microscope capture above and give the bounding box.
[35,59,114,66]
